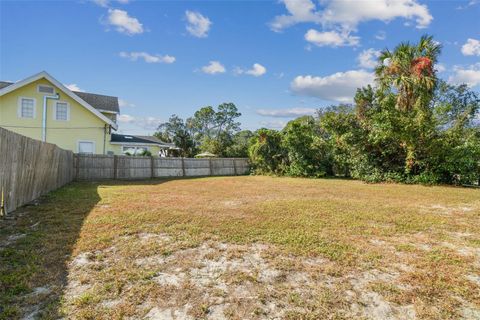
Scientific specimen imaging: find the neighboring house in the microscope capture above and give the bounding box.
[110,133,178,156]
[0,71,174,156]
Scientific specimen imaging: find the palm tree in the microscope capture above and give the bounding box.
[375,35,442,112]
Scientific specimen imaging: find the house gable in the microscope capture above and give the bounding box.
[0,71,118,129]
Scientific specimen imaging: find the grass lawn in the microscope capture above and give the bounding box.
[1,176,479,319]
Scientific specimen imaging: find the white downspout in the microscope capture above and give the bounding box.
[42,93,60,142]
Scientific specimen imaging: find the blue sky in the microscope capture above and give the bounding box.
[1,0,479,134]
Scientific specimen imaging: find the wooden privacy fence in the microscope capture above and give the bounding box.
[0,127,74,215]
[0,127,250,214]
[74,154,250,180]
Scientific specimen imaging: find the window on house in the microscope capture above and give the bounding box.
[122,146,149,155]
[37,85,55,94]
[78,141,95,154]
[55,102,69,121]
[19,98,35,118]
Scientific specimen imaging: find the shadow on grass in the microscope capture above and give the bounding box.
[0,178,173,319]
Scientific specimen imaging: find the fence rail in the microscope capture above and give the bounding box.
[0,128,249,214]
[74,154,249,180]
[0,127,74,215]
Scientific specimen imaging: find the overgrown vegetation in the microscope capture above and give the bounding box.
[155,103,249,157]
[154,36,479,185]
[248,36,480,184]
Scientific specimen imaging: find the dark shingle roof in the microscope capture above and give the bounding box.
[73,91,119,113]
[0,81,13,89]
[111,134,174,147]
[0,81,119,113]
[134,136,169,144]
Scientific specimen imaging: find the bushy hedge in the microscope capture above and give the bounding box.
[248,85,480,185]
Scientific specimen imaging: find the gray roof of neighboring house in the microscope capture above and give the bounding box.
[0,81,119,113]
[111,134,176,148]
[0,81,13,90]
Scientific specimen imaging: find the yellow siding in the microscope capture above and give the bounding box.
[0,78,115,154]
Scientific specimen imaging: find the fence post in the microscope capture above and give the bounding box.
[181,157,186,177]
[233,158,237,176]
[150,156,155,179]
[209,158,213,176]
[113,155,118,180]
[75,154,80,180]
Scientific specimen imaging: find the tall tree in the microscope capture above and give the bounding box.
[225,130,254,158]
[375,35,441,112]
[374,35,442,174]
[156,115,196,157]
[188,106,217,141]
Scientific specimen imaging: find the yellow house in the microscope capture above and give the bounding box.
[0,71,175,155]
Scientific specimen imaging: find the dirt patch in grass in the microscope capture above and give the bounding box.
[1,177,479,319]
[62,237,417,319]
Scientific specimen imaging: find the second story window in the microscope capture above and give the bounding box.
[54,102,69,121]
[19,97,35,119]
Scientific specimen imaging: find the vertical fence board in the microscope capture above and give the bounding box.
[0,126,250,216]
[0,127,74,215]
[74,155,250,180]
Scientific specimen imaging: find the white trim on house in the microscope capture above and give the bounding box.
[37,84,55,95]
[53,101,70,121]
[0,71,118,130]
[77,140,96,154]
[97,109,118,114]
[17,96,37,119]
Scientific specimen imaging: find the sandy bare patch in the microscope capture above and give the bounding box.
[61,236,431,319]
[423,204,476,215]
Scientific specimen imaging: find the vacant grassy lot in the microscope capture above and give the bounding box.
[1,176,479,319]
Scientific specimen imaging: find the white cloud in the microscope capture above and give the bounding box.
[119,52,175,64]
[93,0,109,7]
[235,63,267,77]
[118,114,135,123]
[305,29,360,47]
[291,70,375,103]
[107,9,143,35]
[185,10,212,38]
[375,30,387,40]
[64,83,85,92]
[270,0,432,31]
[118,114,163,130]
[93,0,129,7]
[269,0,321,32]
[259,120,288,129]
[118,99,136,108]
[457,0,479,9]
[435,63,446,73]
[256,107,316,118]
[357,49,381,69]
[201,61,226,74]
[461,38,480,56]
[449,63,480,87]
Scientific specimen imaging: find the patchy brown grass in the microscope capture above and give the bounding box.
[1,176,479,319]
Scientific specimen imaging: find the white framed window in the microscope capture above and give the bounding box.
[54,101,70,121]
[78,141,95,154]
[37,84,55,94]
[17,97,36,119]
[122,146,149,155]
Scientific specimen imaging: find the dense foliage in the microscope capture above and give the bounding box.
[155,103,250,157]
[248,36,480,185]
[155,36,479,185]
